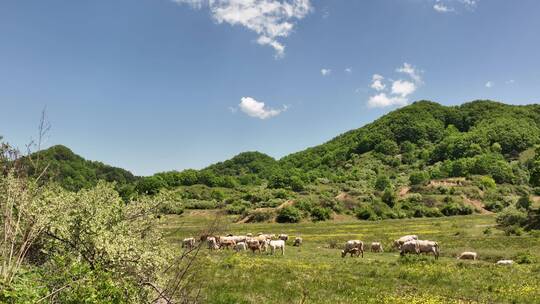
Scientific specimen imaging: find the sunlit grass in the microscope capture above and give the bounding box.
[160,212,540,303]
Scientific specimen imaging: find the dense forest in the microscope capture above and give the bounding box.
[23,100,540,228]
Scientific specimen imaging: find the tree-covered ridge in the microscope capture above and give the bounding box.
[21,100,540,224]
[23,145,138,192]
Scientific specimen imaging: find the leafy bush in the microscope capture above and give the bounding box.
[496,206,528,227]
[225,201,250,215]
[514,252,536,264]
[440,202,474,216]
[183,199,218,209]
[276,206,302,223]
[248,210,274,223]
[381,187,397,207]
[159,200,185,215]
[310,207,332,222]
[355,205,378,221]
[409,171,430,186]
[375,175,391,191]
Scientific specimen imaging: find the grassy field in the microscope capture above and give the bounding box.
[160,211,540,303]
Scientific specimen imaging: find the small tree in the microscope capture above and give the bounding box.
[276,206,302,223]
[409,171,430,186]
[375,175,391,191]
[310,207,331,222]
[381,187,397,207]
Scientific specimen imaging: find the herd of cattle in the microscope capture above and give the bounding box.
[182,233,515,265]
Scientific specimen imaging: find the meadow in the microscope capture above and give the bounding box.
[160,211,540,304]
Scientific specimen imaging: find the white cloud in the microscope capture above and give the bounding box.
[368,93,408,108]
[485,81,494,88]
[391,80,416,97]
[396,62,423,84]
[345,67,352,74]
[367,63,424,108]
[173,0,312,57]
[321,68,331,76]
[238,96,285,119]
[506,79,515,85]
[433,3,454,13]
[370,74,386,91]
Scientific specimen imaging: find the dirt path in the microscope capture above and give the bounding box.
[398,187,410,198]
[462,195,492,215]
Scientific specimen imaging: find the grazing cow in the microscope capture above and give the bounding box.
[232,235,247,243]
[400,240,420,256]
[207,237,219,250]
[247,239,262,254]
[417,240,440,259]
[293,237,303,247]
[234,242,247,252]
[268,240,285,255]
[393,235,418,249]
[218,236,236,250]
[182,238,195,250]
[457,252,477,260]
[341,240,364,258]
[370,242,384,253]
[279,234,289,241]
[496,260,514,265]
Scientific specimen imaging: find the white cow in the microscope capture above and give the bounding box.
[207,237,219,250]
[416,240,440,259]
[370,242,384,253]
[341,240,364,258]
[268,240,285,255]
[234,242,247,252]
[394,235,418,249]
[457,252,477,260]
[400,240,420,256]
[496,260,514,265]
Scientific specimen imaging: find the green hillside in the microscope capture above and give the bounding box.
[22,145,138,196]
[22,100,540,224]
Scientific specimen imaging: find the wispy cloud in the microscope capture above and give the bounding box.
[321,68,331,76]
[238,96,286,119]
[173,0,312,58]
[345,67,352,74]
[433,3,454,13]
[485,81,494,88]
[367,63,424,108]
[432,0,478,13]
[396,62,423,84]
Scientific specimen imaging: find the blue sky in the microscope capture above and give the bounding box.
[1,0,539,175]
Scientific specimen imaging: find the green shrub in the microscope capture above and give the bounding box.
[310,207,332,222]
[440,202,474,216]
[355,205,378,221]
[381,187,397,207]
[514,252,536,264]
[276,206,302,223]
[409,171,430,186]
[496,206,528,227]
[183,199,218,209]
[375,175,391,191]
[225,201,250,215]
[159,201,185,215]
[517,195,532,211]
[248,210,274,223]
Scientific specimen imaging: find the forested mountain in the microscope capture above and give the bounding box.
[21,100,540,224]
[22,145,138,195]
